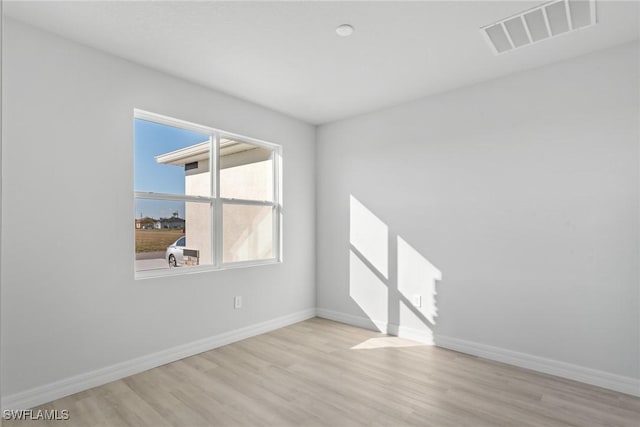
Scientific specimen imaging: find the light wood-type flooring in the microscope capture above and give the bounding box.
[4,317,640,426]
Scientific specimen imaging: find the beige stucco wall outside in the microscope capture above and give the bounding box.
[185,159,213,264]
[185,158,274,263]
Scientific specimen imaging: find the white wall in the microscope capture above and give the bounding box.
[317,42,639,382]
[1,19,315,400]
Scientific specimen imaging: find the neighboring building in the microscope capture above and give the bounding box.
[157,216,185,230]
[135,217,156,230]
[136,215,184,230]
[155,139,273,263]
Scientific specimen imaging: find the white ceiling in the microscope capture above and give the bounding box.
[4,1,639,125]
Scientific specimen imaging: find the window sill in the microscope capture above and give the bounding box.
[135,258,281,280]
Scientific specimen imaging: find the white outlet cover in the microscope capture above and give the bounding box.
[412,295,422,308]
[234,296,242,309]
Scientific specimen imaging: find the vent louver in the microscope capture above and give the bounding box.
[481,0,597,55]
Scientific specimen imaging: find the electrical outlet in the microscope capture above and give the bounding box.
[412,295,422,308]
[234,296,242,309]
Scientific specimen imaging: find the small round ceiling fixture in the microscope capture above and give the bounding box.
[336,24,354,37]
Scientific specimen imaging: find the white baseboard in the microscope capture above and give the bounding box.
[316,307,387,332]
[1,308,316,411]
[435,335,640,397]
[388,324,434,344]
[316,308,434,344]
[316,307,639,397]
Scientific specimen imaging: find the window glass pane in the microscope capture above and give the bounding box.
[223,204,274,263]
[134,118,211,197]
[135,199,213,271]
[220,138,273,201]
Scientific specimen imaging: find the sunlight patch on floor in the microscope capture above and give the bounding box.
[351,336,427,350]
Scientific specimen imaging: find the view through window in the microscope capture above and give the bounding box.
[134,111,281,276]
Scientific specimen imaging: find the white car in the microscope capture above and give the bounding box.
[166,236,186,267]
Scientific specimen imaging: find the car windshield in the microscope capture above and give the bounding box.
[177,237,185,247]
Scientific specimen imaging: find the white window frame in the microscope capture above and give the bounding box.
[134,109,282,279]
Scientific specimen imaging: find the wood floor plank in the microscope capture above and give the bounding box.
[4,318,639,426]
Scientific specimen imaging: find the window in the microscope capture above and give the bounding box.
[134,110,281,277]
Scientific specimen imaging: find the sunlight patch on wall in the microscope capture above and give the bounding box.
[348,194,443,335]
[349,250,389,329]
[397,236,442,325]
[350,195,388,278]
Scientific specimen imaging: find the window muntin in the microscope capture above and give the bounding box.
[134,110,281,277]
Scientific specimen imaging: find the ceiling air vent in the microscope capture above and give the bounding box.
[481,0,596,55]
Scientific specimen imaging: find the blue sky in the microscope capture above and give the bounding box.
[134,118,209,219]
